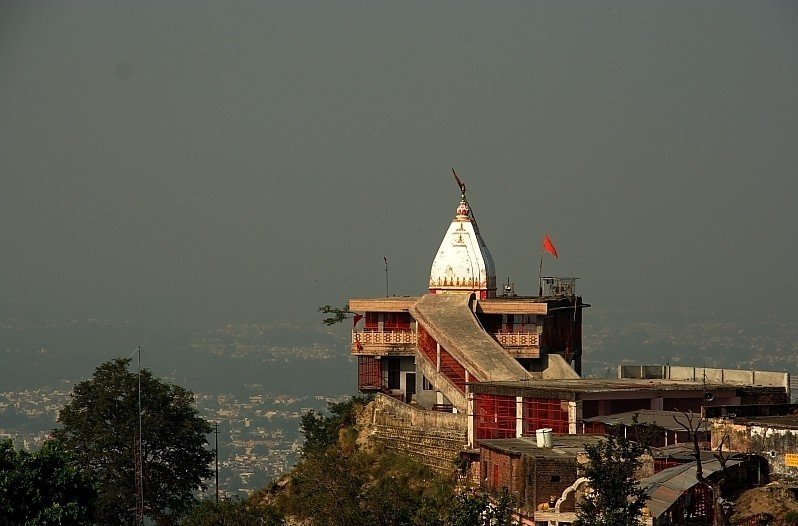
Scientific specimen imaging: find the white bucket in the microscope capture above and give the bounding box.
[542,428,553,448]
[535,428,546,448]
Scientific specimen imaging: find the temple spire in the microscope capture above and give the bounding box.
[429,172,496,299]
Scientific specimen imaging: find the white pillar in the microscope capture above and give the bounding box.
[516,396,524,438]
[467,391,475,447]
[568,401,582,435]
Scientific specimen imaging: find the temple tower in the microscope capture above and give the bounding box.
[428,192,497,299]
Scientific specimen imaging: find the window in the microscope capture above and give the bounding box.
[422,376,434,391]
[365,312,379,331]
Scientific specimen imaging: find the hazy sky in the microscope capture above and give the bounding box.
[2,2,797,325]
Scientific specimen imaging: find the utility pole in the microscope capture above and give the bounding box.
[135,347,144,526]
[214,422,219,504]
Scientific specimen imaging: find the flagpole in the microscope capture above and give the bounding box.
[538,248,544,297]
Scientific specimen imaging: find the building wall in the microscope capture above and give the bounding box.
[479,447,523,495]
[619,366,789,390]
[527,456,579,512]
[713,421,798,484]
[738,387,790,405]
[478,447,578,513]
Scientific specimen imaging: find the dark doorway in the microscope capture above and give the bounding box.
[406,373,416,402]
[387,358,401,390]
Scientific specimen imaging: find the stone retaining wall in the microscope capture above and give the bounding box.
[359,393,468,474]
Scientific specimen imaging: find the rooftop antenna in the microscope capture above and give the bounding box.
[384,257,389,297]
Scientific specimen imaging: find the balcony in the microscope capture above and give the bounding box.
[493,332,539,346]
[492,332,540,358]
[351,330,417,356]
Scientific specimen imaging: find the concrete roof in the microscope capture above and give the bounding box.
[469,378,735,400]
[584,410,712,432]
[348,297,418,312]
[478,435,604,457]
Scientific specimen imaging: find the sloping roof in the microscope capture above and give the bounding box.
[410,294,531,382]
[642,458,742,518]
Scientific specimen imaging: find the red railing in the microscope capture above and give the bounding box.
[475,393,517,440]
[523,398,569,435]
[417,325,474,393]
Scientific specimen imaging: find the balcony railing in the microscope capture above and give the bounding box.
[352,330,417,346]
[492,332,539,347]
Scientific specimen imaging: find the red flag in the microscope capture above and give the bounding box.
[353,314,363,327]
[452,168,466,195]
[543,234,559,258]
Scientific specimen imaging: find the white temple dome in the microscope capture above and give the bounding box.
[429,194,497,299]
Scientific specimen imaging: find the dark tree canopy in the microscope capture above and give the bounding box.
[55,358,213,526]
[0,438,97,525]
[179,497,284,526]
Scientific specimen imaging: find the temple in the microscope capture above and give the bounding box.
[350,184,584,412]
[345,176,792,525]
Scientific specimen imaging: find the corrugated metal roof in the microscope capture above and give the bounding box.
[642,458,742,518]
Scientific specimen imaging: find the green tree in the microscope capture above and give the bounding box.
[282,447,369,526]
[317,304,352,325]
[574,431,647,526]
[299,395,370,457]
[179,497,284,526]
[0,438,96,525]
[55,358,213,526]
[446,488,517,526]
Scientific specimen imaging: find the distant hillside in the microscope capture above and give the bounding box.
[582,309,798,378]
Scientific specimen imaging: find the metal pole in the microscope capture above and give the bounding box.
[384,257,389,297]
[215,422,219,504]
[136,347,144,526]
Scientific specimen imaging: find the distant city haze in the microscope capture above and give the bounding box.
[2,2,796,329]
